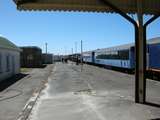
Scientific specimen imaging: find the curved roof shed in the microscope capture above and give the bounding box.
[0,36,21,52]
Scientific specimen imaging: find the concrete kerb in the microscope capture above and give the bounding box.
[17,65,54,120]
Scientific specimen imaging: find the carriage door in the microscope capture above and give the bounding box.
[92,52,95,63]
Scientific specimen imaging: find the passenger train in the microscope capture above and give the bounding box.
[83,37,160,71]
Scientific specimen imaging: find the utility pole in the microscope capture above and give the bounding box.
[45,42,48,64]
[75,42,78,65]
[45,42,48,54]
[71,48,73,55]
[80,40,83,71]
[81,40,83,63]
[71,48,73,64]
[64,46,67,56]
[75,42,77,54]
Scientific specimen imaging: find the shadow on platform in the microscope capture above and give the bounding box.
[35,64,47,68]
[150,118,160,120]
[0,73,28,92]
[144,101,160,108]
[21,64,47,68]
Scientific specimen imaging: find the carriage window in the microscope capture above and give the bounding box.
[118,50,129,60]
[96,50,129,60]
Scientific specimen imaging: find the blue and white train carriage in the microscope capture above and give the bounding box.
[83,37,160,70]
[83,51,95,63]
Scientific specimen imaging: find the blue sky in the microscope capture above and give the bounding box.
[0,0,160,55]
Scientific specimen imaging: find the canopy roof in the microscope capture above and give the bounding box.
[14,0,160,15]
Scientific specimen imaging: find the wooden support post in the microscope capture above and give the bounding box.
[135,1,146,103]
[100,0,159,103]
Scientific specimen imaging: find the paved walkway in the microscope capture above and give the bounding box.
[28,63,160,120]
[0,65,53,120]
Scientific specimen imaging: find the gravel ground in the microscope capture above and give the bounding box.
[28,62,160,120]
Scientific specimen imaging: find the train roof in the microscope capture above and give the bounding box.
[83,37,160,54]
[95,37,160,52]
[96,43,133,52]
[147,37,160,45]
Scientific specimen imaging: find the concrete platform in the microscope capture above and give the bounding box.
[28,62,160,120]
[0,65,53,120]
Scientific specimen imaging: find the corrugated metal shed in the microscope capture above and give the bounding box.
[13,0,160,15]
[20,46,42,51]
[20,46,42,68]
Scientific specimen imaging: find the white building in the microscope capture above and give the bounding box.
[0,36,21,82]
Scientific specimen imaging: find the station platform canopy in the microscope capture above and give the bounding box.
[13,0,160,104]
[14,0,160,15]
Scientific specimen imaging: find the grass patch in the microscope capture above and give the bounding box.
[20,68,32,73]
